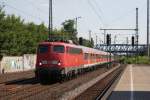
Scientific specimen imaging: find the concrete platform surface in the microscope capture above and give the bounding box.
[108,64,150,100]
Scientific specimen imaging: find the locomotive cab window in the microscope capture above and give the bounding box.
[53,45,64,53]
[38,45,49,53]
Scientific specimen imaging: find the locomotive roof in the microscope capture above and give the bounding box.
[39,41,109,55]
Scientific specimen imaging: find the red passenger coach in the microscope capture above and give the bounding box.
[35,41,113,81]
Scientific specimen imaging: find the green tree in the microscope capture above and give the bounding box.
[0,7,95,57]
[62,19,78,42]
[81,38,94,48]
[0,7,49,56]
[62,19,76,33]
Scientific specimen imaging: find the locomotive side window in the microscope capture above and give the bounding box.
[38,45,49,53]
[53,45,64,53]
[67,47,82,54]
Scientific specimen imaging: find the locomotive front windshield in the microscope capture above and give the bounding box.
[38,45,49,53]
[53,45,64,53]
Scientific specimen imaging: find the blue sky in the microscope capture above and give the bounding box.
[0,0,148,44]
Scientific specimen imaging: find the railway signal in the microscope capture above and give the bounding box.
[106,34,111,45]
[79,37,83,45]
[132,36,135,46]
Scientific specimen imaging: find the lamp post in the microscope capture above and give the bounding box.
[49,0,53,41]
[74,16,81,33]
[147,0,150,57]
[102,31,106,44]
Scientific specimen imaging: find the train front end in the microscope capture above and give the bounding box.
[35,42,65,81]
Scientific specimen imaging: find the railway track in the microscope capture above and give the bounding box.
[95,66,125,100]
[0,63,121,100]
[74,64,126,100]
[0,70,34,84]
[0,77,38,97]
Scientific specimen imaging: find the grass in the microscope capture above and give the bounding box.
[122,56,150,64]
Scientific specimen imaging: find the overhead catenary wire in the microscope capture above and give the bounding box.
[87,0,105,26]
[106,9,136,28]
[93,0,104,16]
[106,1,146,27]
[25,0,48,15]
[93,0,107,27]
[3,2,48,23]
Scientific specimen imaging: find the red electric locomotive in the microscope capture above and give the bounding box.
[35,41,113,81]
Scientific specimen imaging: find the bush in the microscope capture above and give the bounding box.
[123,56,150,64]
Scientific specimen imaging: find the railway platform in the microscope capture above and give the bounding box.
[108,64,150,100]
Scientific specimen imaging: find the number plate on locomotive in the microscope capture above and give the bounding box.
[42,60,48,64]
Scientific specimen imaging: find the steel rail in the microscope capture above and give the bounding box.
[95,67,124,100]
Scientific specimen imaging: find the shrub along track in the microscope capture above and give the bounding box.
[0,64,119,100]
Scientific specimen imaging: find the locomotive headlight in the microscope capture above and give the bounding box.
[39,62,42,66]
[58,62,61,66]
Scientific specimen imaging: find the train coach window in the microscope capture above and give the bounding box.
[105,55,108,58]
[53,45,64,53]
[98,55,101,59]
[84,53,88,59]
[38,45,49,53]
